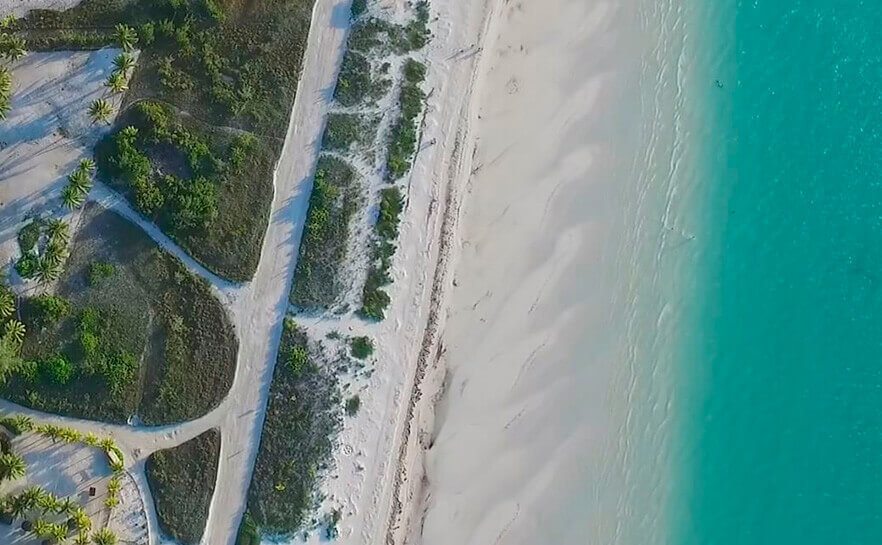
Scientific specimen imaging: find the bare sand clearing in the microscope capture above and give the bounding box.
[0,49,123,280]
[1,0,82,17]
[390,1,649,544]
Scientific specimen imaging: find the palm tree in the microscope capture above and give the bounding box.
[48,522,68,543]
[55,496,76,515]
[0,34,26,62]
[20,486,45,511]
[0,452,26,482]
[32,518,52,538]
[0,66,11,120]
[35,492,59,515]
[8,494,29,520]
[69,506,90,531]
[75,530,90,545]
[104,71,128,94]
[88,99,113,125]
[2,320,24,345]
[61,185,86,209]
[35,257,62,283]
[112,52,135,74]
[45,218,69,245]
[0,289,14,319]
[78,158,96,173]
[68,167,92,190]
[92,527,118,545]
[114,24,137,51]
[45,238,69,265]
[9,415,33,434]
[0,336,22,384]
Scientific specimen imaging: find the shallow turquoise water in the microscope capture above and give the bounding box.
[676,1,882,543]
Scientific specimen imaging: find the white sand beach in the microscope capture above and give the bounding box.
[383,1,657,544]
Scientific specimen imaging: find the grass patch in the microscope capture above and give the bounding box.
[246,318,340,535]
[146,429,220,545]
[290,156,360,310]
[322,112,372,152]
[96,100,275,281]
[386,58,426,180]
[359,186,404,320]
[333,50,378,107]
[1,204,237,424]
[350,336,373,359]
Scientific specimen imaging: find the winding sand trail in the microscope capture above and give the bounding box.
[0,0,353,543]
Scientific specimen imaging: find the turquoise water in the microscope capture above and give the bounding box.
[676,1,882,543]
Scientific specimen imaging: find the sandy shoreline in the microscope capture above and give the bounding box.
[383,1,652,544]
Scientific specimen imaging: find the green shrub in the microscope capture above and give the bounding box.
[360,187,404,320]
[30,295,71,327]
[285,345,309,377]
[345,396,360,416]
[88,261,116,286]
[351,0,367,19]
[138,22,155,45]
[40,354,73,385]
[386,59,427,180]
[350,336,373,359]
[14,254,39,279]
[17,220,41,253]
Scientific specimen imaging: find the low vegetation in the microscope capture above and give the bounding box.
[322,112,373,152]
[290,156,360,309]
[1,204,237,424]
[344,395,360,416]
[244,318,340,535]
[96,100,275,281]
[360,186,404,320]
[386,59,427,180]
[146,429,220,545]
[350,336,373,359]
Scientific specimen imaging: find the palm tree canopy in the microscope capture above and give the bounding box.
[0,452,26,481]
[68,168,93,193]
[88,99,113,124]
[61,186,86,209]
[112,52,135,73]
[2,320,25,345]
[114,24,137,51]
[0,289,14,319]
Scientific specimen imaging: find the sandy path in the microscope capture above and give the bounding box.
[0,0,353,544]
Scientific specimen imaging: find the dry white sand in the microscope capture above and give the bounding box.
[1,0,82,17]
[0,49,123,283]
[388,1,651,544]
[0,431,148,544]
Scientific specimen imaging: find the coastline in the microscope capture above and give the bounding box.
[390,0,676,543]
